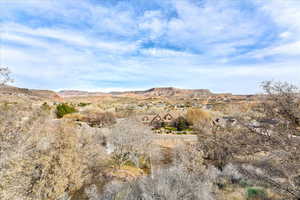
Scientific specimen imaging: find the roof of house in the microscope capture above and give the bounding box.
[139,110,185,124]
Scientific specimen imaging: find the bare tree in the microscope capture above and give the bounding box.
[107,119,153,169]
[82,111,116,128]
[261,81,300,135]
[100,166,215,200]
[0,67,13,85]
[0,95,113,200]
[0,103,99,200]
[196,81,300,199]
[173,143,205,173]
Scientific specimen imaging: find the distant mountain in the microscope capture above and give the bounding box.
[110,87,213,98]
[0,85,61,100]
[58,90,108,97]
[142,87,212,97]
[0,85,239,100]
[59,87,214,98]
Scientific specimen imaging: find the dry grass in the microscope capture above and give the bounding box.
[109,165,145,180]
[63,112,86,121]
[0,113,85,200]
[0,101,108,200]
[186,108,214,125]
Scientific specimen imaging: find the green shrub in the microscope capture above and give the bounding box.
[165,126,177,131]
[78,102,91,107]
[172,116,190,131]
[246,187,267,200]
[56,103,77,118]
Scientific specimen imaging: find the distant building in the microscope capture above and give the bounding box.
[139,111,183,126]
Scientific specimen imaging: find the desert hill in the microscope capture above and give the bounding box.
[0,85,62,101]
[60,87,214,98]
[58,90,108,97]
[0,85,242,101]
[136,87,212,97]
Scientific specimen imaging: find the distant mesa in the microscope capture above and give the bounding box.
[139,87,212,97]
[58,90,108,97]
[58,87,213,98]
[0,85,233,99]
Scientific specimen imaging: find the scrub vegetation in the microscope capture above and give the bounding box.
[1,68,299,200]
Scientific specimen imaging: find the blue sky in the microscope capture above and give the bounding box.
[1,0,300,94]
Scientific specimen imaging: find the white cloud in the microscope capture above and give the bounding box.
[2,32,47,47]
[2,23,139,54]
[1,0,300,93]
[249,41,300,58]
[139,10,167,40]
[191,63,300,78]
[247,0,300,59]
[165,0,264,52]
[279,32,292,39]
[257,0,300,32]
[140,48,195,57]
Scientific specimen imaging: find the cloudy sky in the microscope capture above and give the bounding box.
[1,0,300,94]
